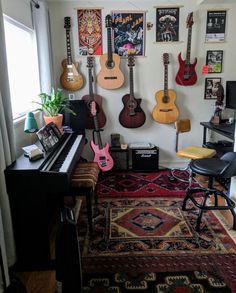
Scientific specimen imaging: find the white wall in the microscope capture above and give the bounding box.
[48,0,236,167]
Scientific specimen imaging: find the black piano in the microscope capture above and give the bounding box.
[5,122,85,270]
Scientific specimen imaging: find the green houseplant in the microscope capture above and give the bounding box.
[35,88,75,130]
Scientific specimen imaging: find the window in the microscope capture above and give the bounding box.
[3,15,40,119]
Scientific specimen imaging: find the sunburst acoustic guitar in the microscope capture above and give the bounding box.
[152,53,179,124]
[175,12,197,86]
[119,55,146,128]
[97,15,124,90]
[60,17,84,91]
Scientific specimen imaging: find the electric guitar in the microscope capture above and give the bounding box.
[175,12,197,86]
[119,55,146,128]
[82,57,107,129]
[60,17,84,91]
[90,101,114,172]
[152,53,179,124]
[97,15,124,89]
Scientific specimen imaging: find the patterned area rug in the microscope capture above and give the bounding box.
[83,270,231,292]
[97,170,199,198]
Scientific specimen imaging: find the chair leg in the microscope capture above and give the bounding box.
[196,192,209,231]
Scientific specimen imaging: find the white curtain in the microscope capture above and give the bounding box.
[0,0,16,288]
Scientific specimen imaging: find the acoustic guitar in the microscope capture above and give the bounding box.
[152,53,179,124]
[175,12,197,86]
[97,15,124,90]
[90,101,114,172]
[119,55,146,128]
[60,17,84,91]
[82,57,107,129]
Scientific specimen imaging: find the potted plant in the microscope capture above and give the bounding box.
[34,88,75,130]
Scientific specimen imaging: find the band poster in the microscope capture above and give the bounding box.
[111,11,146,57]
[156,7,179,42]
[77,9,102,56]
[205,10,226,42]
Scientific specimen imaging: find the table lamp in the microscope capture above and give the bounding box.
[24,112,38,133]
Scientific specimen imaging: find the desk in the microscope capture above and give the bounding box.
[200,122,234,145]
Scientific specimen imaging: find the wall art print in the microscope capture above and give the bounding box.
[112,11,146,57]
[206,50,223,73]
[205,10,226,42]
[156,7,179,42]
[204,77,222,100]
[77,9,102,56]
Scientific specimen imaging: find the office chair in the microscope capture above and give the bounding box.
[183,152,236,231]
[170,119,216,186]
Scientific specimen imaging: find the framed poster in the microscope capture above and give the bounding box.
[156,7,179,42]
[206,50,223,73]
[204,77,221,99]
[77,9,102,55]
[205,10,226,42]
[112,11,146,57]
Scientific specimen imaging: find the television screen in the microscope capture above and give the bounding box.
[226,81,236,110]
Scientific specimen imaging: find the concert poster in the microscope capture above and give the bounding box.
[205,10,226,42]
[77,9,102,56]
[156,7,179,42]
[111,11,146,57]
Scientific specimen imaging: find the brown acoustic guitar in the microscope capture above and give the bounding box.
[97,15,124,90]
[82,57,107,129]
[119,55,146,128]
[152,53,179,124]
[60,17,84,91]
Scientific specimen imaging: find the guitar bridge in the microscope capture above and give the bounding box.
[160,109,173,112]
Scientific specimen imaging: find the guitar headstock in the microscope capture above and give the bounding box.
[87,56,94,68]
[90,101,97,116]
[64,17,71,29]
[128,55,135,67]
[186,12,194,29]
[105,15,112,29]
[163,53,169,65]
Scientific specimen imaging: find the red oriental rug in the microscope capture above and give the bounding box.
[97,170,199,199]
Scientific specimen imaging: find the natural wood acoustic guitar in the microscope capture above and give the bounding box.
[175,12,197,86]
[119,55,146,128]
[82,57,107,129]
[97,15,124,90]
[60,17,84,91]
[152,53,179,124]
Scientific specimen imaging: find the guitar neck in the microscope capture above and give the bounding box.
[164,64,168,97]
[186,27,192,65]
[88,67,94,99]
[93,115,103,149]
[107,27,113,63]
[66,29,72,65]
[129,66,134,99]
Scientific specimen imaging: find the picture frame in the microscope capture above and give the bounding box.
[204,77,222,100]
[111,11,146,57]
[205,10,227,42]
[156,7,180,42]
[206,50,223,73]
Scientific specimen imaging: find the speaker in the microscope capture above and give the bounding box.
[64,100,86,134]
[131,147,159,171]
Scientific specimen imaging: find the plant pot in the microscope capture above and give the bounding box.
[44,114,63,131]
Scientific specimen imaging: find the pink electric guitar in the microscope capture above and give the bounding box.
[90,101,114,172]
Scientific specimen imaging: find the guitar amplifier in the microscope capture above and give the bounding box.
[131,146,159,171]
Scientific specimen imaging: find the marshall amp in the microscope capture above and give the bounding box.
[131,146,159,171]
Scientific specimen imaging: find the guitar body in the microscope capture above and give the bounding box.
[97,53,124,89]
[60,59,84,91]
[152,90,179,124]
[175,53,197,86]
[82,93,107,129]
[119,94,146,128]
[90,140,114,172]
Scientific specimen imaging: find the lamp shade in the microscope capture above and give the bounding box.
[24,112,38,133]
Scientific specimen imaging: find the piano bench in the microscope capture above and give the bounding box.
[70,162,100,235]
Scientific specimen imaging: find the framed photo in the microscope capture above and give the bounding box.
[204,77,222,100]
[156,7,179,42]
[111,11,146,57]
[205,10,226,42]
[206,50,223,73]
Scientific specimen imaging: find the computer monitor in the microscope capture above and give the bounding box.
[226,81,236,110]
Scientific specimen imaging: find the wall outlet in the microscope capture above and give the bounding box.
[69,93,75,100]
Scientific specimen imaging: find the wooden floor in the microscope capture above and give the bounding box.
[15,176,234,292]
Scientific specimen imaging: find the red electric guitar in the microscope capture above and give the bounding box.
[175,12,197,86]
[90,101,114,172]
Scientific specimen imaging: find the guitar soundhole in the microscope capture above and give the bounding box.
[106,60,115,69]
